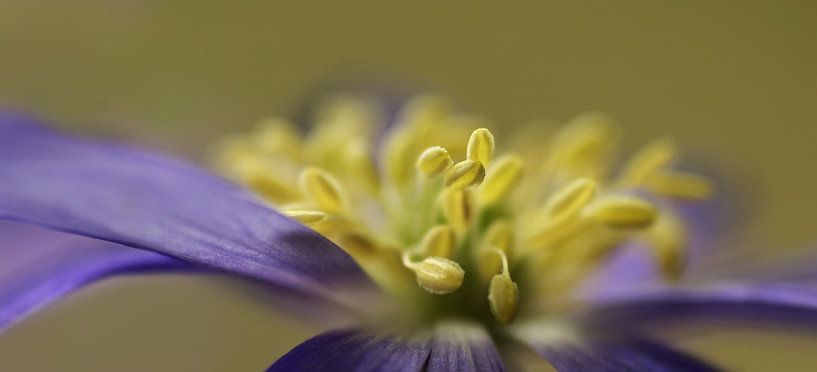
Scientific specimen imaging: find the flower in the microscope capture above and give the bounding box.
[1,95,816,371]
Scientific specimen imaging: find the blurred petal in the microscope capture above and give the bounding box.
[428,322,505,372]
[270,322,504,372]
[0,221,189,331]
[531,338,716,371]
[0,112,377,310]
[511,321,717,371]
[588,282,817,331]
[268,329,431,372]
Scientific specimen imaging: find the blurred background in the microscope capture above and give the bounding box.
[1,1,816,370]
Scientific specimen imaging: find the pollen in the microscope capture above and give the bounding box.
[211,93,713,327]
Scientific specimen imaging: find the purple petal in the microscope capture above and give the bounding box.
[269,322,505,372]
[0,112,377,310]
[511,320,717,371]
[0,220,189,331]
[268,329,431,372]
[428,322,505,372]
[587,283,817,331]
[530,337,717,371]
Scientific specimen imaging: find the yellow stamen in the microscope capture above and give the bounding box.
[585,196,657,229]
[417,146,453,178]
[467,128,496,165]
[444,160,486,190]
[479,155,524,205]
[298,167,346,215]
[419,225,457,258]
[543,178,597,221]
[440,189,475,232]
[402,252,464,295]
[251,117,302,157]
[283,210,326,225]
[619,138,677,186]
[233,158,300,204]
[487,248,519,324]
[643,212,686,280]
[477,221,515,280]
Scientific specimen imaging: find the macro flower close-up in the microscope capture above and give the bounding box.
[2,3,817,371]
[2,92,817,371]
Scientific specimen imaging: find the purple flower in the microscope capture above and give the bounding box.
[1,95,816,371]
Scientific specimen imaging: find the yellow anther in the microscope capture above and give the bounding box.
[419,225,457,258]
[647,171,712,200]
[233,158,300,204]
[479,155,524,205]
[486,248,519,324]
[644,212,687,280]
[417,146,453,178]
[283,210,326,225]
[441,189,475,232]
[382,127,417,189]
[619,138,677,186]
[543,178,597,220]
[467,128,495,165]
[398,94,450,132]
[547,112,617,179]
[586,196,657,229]
[298,167,346,214]
[444,160,486,190]
[252,117,302,156]
[342,137,381,193]
[402,253,465,295]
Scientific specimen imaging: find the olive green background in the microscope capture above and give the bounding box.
[1,1,816,370]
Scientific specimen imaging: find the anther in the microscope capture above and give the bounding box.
[444,160,486,190]
[298,167,346,214]
[417,146,453,178]
[619,138,677,186]
[467,128,495,165]
[543,178,597,221]
[419,225,457,258]
[283,210,326,225]
[644,212,686,280]
[585,196,657,229]
[233,158,300,203]
[252,117,302,156]
[486,248,519,324]
[479,155,524,205]
[402,253,465,295]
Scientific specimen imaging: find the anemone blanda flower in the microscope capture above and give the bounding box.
[2,94,817,371]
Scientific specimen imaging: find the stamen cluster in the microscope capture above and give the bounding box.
[211,94,711,325]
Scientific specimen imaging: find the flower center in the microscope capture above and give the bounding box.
[210,94,711,326]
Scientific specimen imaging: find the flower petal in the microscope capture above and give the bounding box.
[0,220,189,332]
[428,322,505,372]
[587,282,817,331]
[511,320,717,371]
[269,322,505,372]
[0,112,377,310]
[531,338,717,371]
[268,329,431,372]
